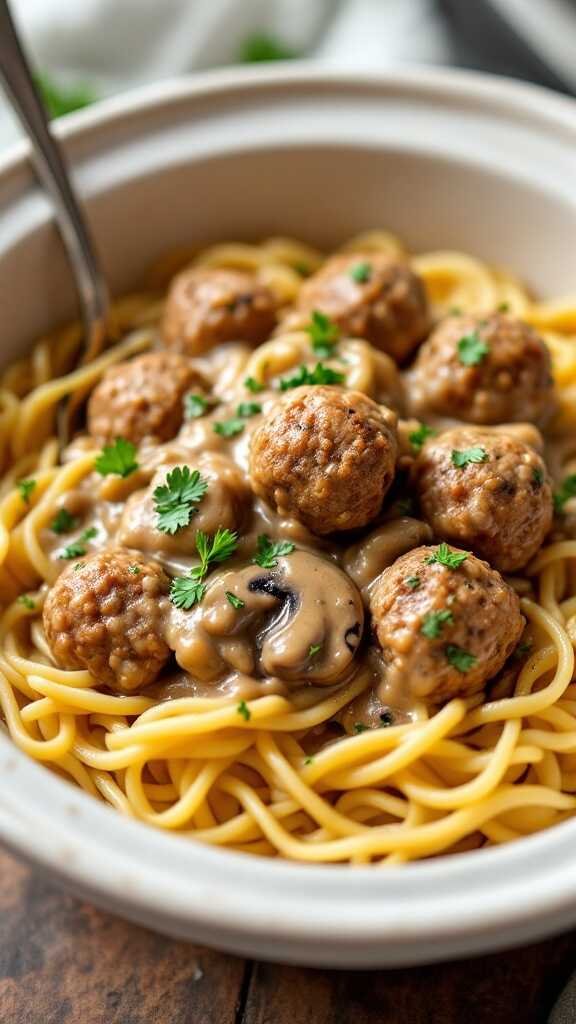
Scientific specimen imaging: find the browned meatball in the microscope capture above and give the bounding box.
[249,386,398,534]
[369,545,524,703]
[43,550,170,693]
[162,267,279,354]
[409,312,555,425]
[294,252,430,363]
[414,428,553,572]
[87,352,206,445]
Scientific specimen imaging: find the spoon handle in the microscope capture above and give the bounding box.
[0,0,109,361]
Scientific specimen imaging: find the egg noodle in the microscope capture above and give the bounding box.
[1,232,576,865]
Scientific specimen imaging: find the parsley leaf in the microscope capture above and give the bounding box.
[226,591,245,610]
[213,417,245,438]
[50,508,77,534]
[169,528,239,610]
[445,644,477,673]
[307,310,339,358]
[354,722,369,734]
[153,467,208,535]
[128,565,141,575]
[457,331,490,367]
[35,73,95,119]
[95,438,139,478]
[253,535,296,569]
[532,468,544,487]
[451,447,489,468]
[405,575,421,590]
[421,609,454,639]
[244,376,264,393]
[18,594,35,610]
[240,34,296,63]
[169,578,206,610]
[236,401,262,418]
[184,393,209,419]
[409,423,436,452]
[237,699,251,721]
[278,363,345,391]
[58,526,98,560]
[18,479,36,505]
[426,543,468,570]
[497,301,510,313]
[308,643,322,658]
[349,261,372,284]
[304,755,315,765]
[553,474,576,515]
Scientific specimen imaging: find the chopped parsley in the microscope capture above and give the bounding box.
[457,331,490,367]
[50,508,77,534]
[170,528,239,610]
[128,565,141,575]
[303,755,315,766]
[18,594,35,610]
[253,534,296,569]
[237,700,251,721]
[294,261,310,277]
[226,591,245,610]
[451,446,489,468]
[239,33,296,63]
[236,401,262,418]
[354,722,369,734]
[409,423,436,452]
[278,362,345,391]
[18,479,36,505]
[35,73,95,119]
[532,467,544,487]
[213,417,245,438]
[308,643,322,658]
[153,467,208,535]
[184,393,209,419]
[426,543,468,570]
[95,438,138,478]
[405,575,421,590]
[349,261,372,284]
[553,474,576,515]
[307,310,339,358]
[497,301,510,313]
[380,711,394,727]
[445,644,477,673]
[513,640,532,661]
[421,609,454,639]
[244,376,264,394]
[59,526,98,560]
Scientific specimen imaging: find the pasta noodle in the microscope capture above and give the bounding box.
[1,231,576,865]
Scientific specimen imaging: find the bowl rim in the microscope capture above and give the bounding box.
[2,62,576,959]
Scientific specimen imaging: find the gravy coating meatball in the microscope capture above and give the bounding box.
[249,386,398,534]
[87,351,206,445]
[409,312,554,425]
[162,267,279,354]
[293,252,430,363]
[43,550,170,692]
[370,545,524,703]
[414,428,553,572]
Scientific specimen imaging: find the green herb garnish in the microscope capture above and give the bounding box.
[50,508,78,535]
[445,644,477,673]
[184,393,209,419]
[18,595,35,610]
[153,467,208,535]
[237,700,251,721]
[128,565,141,575]
[426,544,468,570]
[512,640,532,661]
[409,423,436,452]
[451,447,489,468]
[95,438,139,478]
[18,479,36,505]
[553,474,576,514]
[244,376,264,394]
[236,401,262,418]
[457,331,490,367]
[226,592,245,610]
[304,755,315,766]
[349,261,372,284]
[532,468,544,487]
[308,643,322,658]
[278,363,345,391]
[307,310,339,358]
[497,302,510,313]
[405,575,421,590]
[59,526,98,560]
[213,417,245,438]
[421,609,454,639]
[170,528,239,610]
[35,73,96,119]
[253,535,296,569]
[354,722,369,734]
[239,34,297,63]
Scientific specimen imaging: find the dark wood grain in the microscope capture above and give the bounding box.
[0,845,574,1024]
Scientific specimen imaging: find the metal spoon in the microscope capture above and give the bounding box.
[0,0,109,434]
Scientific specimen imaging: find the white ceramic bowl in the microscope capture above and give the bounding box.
[1,65,576,968]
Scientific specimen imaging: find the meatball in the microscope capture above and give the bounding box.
[414,428,553,572]
[249,386,398,534]
[409,312,554,425]
[369,545,524,703]
[162,267,279,354]
[293,252,430,363]
[43,550,170,693]
[87,352,206,445]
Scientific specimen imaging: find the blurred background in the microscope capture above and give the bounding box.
[2,0,576,147]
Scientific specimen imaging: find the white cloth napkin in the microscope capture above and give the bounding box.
[0,2,575,1018]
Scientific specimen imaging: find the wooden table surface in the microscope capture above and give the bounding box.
[0,847,574,1024]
